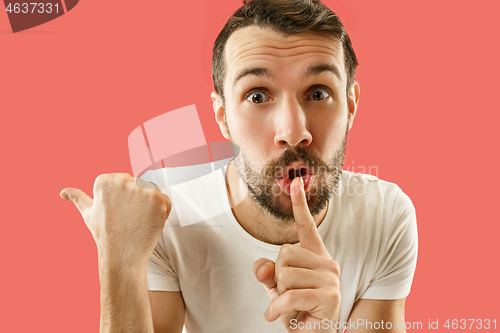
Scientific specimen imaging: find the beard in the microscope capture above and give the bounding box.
[231,129,347,224]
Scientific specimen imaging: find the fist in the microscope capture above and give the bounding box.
[253,177,340,332]
[60,173,171,265]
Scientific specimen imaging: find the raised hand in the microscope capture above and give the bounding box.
[60,173,171,265]
[253,177,340,332]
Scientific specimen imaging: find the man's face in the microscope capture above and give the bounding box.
[214,26,357,223]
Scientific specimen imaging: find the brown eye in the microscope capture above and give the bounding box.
[252,94,263,103]
[246,92,270,104]
[313,91,323,100]
[308,88,330,101]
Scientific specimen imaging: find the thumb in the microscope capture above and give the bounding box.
[252,258,278,300]
[60,188,93,217]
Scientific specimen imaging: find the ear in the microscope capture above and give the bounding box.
[347,81,360,130]
[211,91,230,140]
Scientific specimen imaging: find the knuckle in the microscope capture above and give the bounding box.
[285,289,299,303]
[151,191,165,206]
[326,259,340,276]
[276,266,289,283]
[115,172,131,177]
[334,262,341,276]
[282,291,293,304]
[334,276,340,288]
[279,244,293,257]
[148,192,170,216]
[114,174,129,186]
[325,271,340,288]
[164,194,172,208]
[323,285,341,303]
[94,174,108,187]
[328,289,341,303]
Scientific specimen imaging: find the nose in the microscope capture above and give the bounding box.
[273,98,313,149]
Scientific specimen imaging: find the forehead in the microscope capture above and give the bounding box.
[224,25,346,84]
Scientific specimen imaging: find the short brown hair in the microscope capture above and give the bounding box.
[212,0,359,105]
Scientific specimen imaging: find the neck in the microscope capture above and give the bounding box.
[225,161,328,245]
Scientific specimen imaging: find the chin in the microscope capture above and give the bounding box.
[253,188,321,223]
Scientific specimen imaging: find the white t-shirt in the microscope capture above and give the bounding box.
[142,159,418,333]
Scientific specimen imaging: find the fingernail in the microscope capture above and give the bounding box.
[60,190,70,200]
[257,265,266,278]
[264,310,268,319]
[299,176,304,192]
[257,262,271,278]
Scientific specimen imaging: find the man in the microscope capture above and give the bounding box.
[60,0,418,332]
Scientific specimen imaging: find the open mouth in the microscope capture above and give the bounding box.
[275,165,314,195]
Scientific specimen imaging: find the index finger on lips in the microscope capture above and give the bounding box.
[290,176,328,255]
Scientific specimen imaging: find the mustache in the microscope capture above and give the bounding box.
[261,146,336,178]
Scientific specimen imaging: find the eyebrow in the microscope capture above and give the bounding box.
[233,63,342,87]
[233,67,273,86]
[304,63,342,81]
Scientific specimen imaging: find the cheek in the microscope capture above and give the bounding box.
[228,113,270,143]
[242,124,274,162]
[310,111,348,151]
[225,97,270,140]
[226,110,275,162]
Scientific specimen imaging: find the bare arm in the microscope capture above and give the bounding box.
[60,174,179,333]
[150,291,185,333]
[99,258,154,333]
[98,258,185,333]
[345,298,406,333]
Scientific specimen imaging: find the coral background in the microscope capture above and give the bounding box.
[1,0,499,331]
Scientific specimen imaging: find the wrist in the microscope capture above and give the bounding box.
[97,243,150,265]
[98,257,148,296]
[98,251,149,275]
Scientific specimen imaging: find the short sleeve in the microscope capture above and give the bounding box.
[147,231,181,291]
[360,188,418,299]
